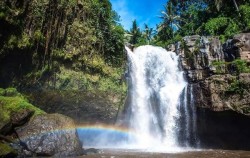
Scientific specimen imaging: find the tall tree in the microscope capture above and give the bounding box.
[129,20,141,45]
[159,1,182,38]
[215,0,240,14]
[143,24,154,44]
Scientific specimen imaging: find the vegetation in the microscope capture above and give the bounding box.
[126,0,250,47]
[0,0,126,95]
[0,143,17,157]
[0,88,44,126]
[0,0,249,115]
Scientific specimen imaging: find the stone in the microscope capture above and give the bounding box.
[83,148,101,155]
[15,113,82,157]
[0,109,34,135]
[177,35,223,80]
[11,109,34,127]
[186,70,210,83]
[192,74,250,113]
[175,33,250,115]
[223,33,250,62]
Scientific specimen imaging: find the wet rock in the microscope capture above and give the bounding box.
[175,33,250,115]
[223,33,250,62]
[192,74,250,113]
[11,109,34,127]
[83,148,101,155]
[0,109,35,135]
[176,35,223,82]
[15,113,82,157]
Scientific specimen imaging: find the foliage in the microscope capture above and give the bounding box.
[239,5,250,31]
[152,0,250,46]
[231,59,250,74]
[0,0,126,94]
[212,59,250,74]
[128,20,141,45]
[212,61,227,74]
[225,79,249,97]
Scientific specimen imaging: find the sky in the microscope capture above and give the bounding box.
[110,0,168,30]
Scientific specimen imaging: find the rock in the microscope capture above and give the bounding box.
[186,70,210,83]
[167,44,176,52]
[192,74,250,113]
[176,35,223,81]
[0,88,44,135]
[15,113,82,157]
[223,33,250,62]
[83,148,101,155]
[233,33,250,61]
[175,33,250,115]
[11,109,34,127]
[0,109,35,135]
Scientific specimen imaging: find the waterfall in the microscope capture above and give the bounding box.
[124,45,187,149]
[179,84,199,147]
[77,45,199,150]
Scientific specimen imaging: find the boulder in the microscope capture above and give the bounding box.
[223,33,250,62]
[15,113,82,157]
[0,107,35,136]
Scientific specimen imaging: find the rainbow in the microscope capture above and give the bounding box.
[15,123,134,146]
[76,123,132,134]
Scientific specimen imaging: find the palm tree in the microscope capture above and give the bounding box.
[143,24,155,44]
[128,20,141,45]
[215,0,240,15]
[159,1,183,38]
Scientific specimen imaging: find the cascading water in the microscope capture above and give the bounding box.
[78,45,199,151]
[124,45,187,149]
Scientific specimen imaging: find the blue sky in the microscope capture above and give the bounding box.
[110,0,168,30]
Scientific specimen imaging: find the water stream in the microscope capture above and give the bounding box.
[124,45,187,149]
[78,45,198,151]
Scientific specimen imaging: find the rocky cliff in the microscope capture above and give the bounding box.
[169,33,250,115]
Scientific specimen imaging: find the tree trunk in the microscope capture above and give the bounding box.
[232,0,241,16]
[232,0,239,12]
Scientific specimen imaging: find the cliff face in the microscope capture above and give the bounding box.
[171,33,250,115]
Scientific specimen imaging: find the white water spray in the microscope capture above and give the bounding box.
[125,45,187,149]
[78,45,198,151]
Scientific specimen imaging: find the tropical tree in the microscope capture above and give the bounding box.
[142,24,155,44]
[128,20,141,45]
[215,0,240,15]
[159,1,183,38]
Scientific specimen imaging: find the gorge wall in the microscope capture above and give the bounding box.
[168,33,250,149]
[168,33,250,115]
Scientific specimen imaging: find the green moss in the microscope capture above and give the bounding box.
[0,88,4,96]
[4,88,19,97]
[0,12,5,19]
[0,143,17,156]
[0,88,45,127]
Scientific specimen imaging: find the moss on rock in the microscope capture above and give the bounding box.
[0,88,45,132]
[0,143,17,157]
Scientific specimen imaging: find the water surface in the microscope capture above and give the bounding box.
[79,149,250,158]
